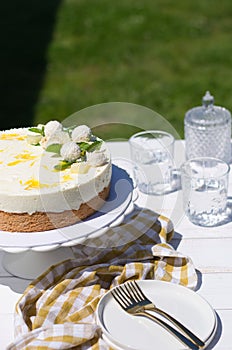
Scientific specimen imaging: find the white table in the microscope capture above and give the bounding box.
[1,141,232,349]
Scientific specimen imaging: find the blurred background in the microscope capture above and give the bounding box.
[1,0,232,139]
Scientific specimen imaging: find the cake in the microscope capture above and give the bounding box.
[0,121,111,232]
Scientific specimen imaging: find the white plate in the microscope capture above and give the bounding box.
[0,164,133,249]
[97,280,217,350]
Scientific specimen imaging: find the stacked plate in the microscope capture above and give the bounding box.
[97,280,217,350]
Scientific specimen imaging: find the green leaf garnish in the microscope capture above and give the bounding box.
[54,160,74,171]
[46,143,62,155]
[63,125,76,134]
[52,139,103,171]
[78,142,91,151]
[78,140,102,153]
[87,140,102,152]
[28,126,45,136]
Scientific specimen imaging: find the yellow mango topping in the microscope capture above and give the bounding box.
[7,151,38,166]
[7,160,23,166]
[43,165,50,171]
[62,174,73,182]
[20,178,50,190]
[15,152,37,160]
[0,133,26,141]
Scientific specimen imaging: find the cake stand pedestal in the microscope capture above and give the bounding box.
[0,164,136,280]
[1,201,135,280]
[2,247,75,280]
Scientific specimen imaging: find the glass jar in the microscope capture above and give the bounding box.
[184,91,231,163]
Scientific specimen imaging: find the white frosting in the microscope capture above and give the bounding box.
[0,128,111,214]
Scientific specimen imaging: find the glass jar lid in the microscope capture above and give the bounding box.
[184,91,231,128]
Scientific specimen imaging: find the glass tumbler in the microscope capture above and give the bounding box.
[129,130,175,195]
[181,157,230,226]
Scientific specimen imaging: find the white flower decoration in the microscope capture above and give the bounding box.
[71,125,92,142]
[60,141,81,162]
[86,151,107,167]
[45,131,71,148]
[44,120,62,138]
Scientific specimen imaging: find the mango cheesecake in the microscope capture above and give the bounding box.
[0,121,111,232]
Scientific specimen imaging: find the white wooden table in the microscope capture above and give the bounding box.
[0,141,232,349]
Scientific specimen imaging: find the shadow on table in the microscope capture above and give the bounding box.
[0,275,31,294]
[169,231,182,250]
[195,269,203,290]
[170,231,204,289]
[206,312,222,349]
[170,232,222,349]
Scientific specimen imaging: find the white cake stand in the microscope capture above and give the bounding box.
[0,164,136,279]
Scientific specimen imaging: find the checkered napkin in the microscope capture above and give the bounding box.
[8,207,197,350]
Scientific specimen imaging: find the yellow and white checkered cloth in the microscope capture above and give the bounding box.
[8,207,197,350]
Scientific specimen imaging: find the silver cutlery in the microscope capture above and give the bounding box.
[111,281,205,349]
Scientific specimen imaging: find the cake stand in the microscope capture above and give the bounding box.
[0,163,136,279]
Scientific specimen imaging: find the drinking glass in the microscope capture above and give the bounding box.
[129,130,175,195]
[181,157,230,226]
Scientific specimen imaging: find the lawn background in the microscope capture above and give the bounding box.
[1,0,232,139]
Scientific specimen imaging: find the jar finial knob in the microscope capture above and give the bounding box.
[202,91,214,107]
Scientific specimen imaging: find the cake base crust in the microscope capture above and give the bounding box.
[0,185,110,232]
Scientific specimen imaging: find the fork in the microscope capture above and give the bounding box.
[111,281,205,350]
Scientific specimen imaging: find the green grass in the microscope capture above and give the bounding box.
[2,0,232,139]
